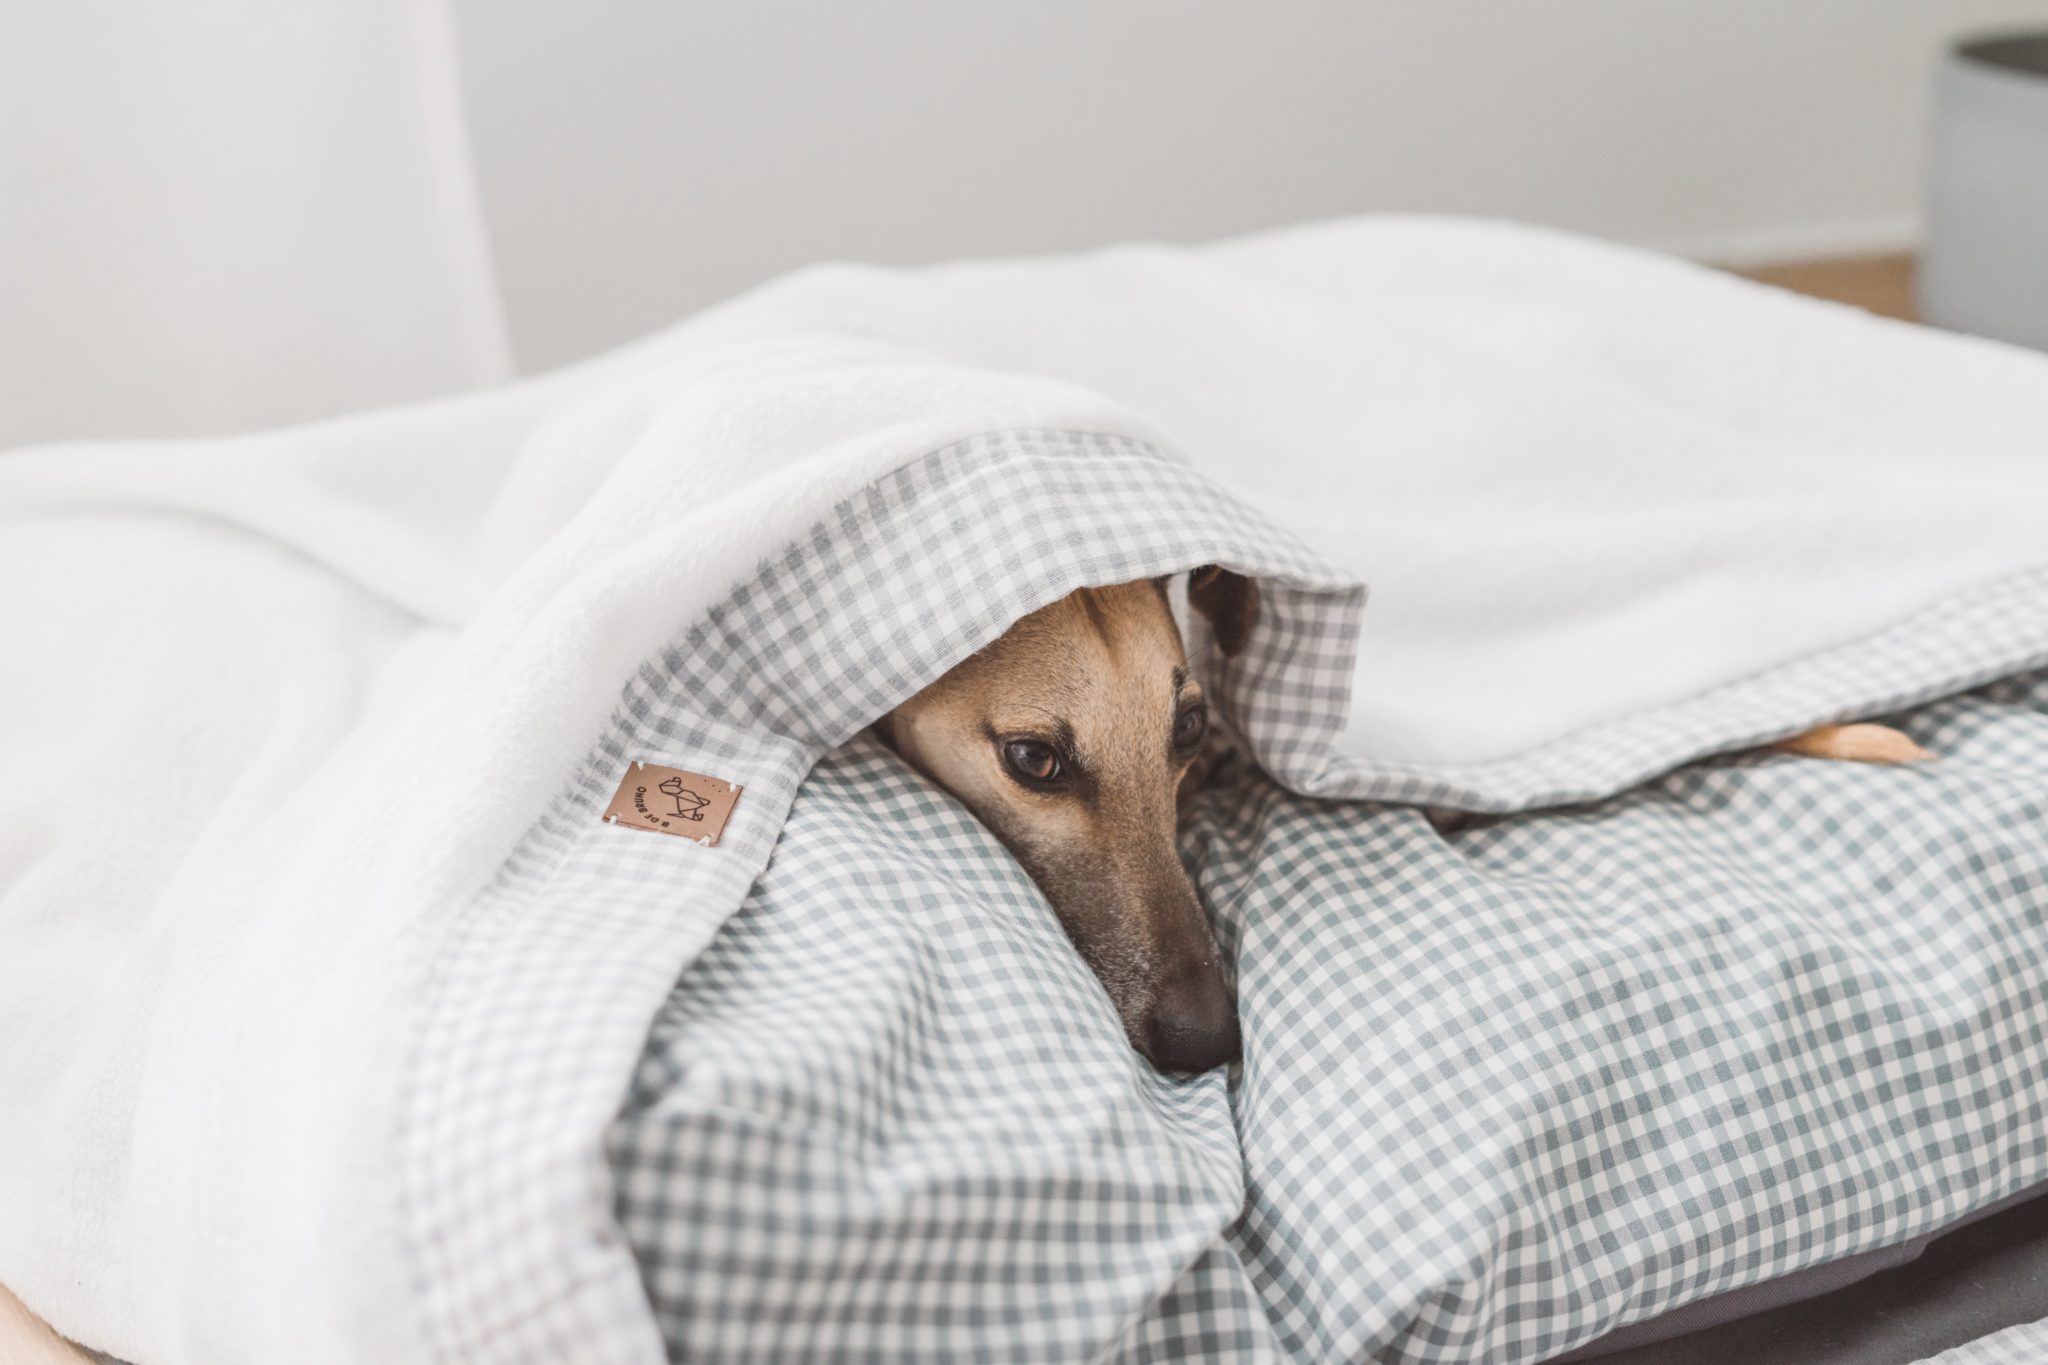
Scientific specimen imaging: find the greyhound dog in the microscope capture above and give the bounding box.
[882,568,1927,1075]
[880,568,1255,1074]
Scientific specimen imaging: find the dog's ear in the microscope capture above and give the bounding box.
[1187,566,1259,657]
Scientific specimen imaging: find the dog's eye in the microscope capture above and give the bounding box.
[1173,702,1208,752]
[1001,739,1064,785]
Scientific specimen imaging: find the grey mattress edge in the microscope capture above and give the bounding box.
[1553,1181,2048,1362]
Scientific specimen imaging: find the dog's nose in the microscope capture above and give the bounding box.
[1142,966,1242,1074]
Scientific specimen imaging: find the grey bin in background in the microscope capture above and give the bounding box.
[1922,32,2048,351]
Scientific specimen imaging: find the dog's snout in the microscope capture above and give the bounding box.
[1142,964,1241,1074]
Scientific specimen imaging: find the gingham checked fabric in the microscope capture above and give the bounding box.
[397,431,1363,1363]
[400,423,2048,1364]
[611,665,2048,1362]
[1915,1317,2048,1365]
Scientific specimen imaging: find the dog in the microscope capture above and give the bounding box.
[882,566,1929,1075]
[879,568,1256,1074]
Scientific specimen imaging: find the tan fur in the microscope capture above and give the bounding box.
[884,580,1240,1072]
[1772,723,1934,765]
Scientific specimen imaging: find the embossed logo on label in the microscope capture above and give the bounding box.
[601,762,742,846]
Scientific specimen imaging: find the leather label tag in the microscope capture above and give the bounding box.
[601,761,742,846]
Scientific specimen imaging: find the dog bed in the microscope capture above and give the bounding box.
[607,667,2048,1361]
[4,218,2047,1364]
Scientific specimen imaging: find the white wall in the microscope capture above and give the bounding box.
[1,0,510,447]
[12,1,2048,442]
[455,0,2048,373]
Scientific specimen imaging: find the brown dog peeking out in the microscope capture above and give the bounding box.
[879,568,1257,1074]
[877,564,1935,1072]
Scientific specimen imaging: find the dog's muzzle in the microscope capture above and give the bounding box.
[1142,962,1241,1074]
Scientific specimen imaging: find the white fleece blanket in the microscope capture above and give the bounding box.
[767,219,2048,803]
[2,217,2046,1364]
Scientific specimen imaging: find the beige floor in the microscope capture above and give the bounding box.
[1737,253,1918,323]
[0,1285,92,1365]
[0,249,1927,1365]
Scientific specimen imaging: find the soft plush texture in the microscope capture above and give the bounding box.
[743,217,2048,805]
[2,217,2046,1364]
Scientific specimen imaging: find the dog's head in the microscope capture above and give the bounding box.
[882,568,1258,1073]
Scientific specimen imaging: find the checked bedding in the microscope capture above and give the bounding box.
[612,673,2048,1362]
[598,456,2048,1362]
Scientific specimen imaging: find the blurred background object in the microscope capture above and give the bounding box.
[1922,30,2048,349]
[0,0,511,448]
[8,0,2048,448]
[455,0,2048,371]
